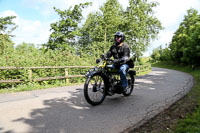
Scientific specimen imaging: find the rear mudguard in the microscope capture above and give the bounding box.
[128,70,136,76]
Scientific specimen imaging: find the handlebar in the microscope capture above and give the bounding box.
[96,56,113,64]
[106,58,113,62]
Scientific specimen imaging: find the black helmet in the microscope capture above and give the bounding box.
[114,31,125,45]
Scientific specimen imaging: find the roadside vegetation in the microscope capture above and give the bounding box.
[151,8,200,69]
[138,7,200,133]
[0,0,158,93]
[1,0,200,131]
[132,62,200,133]
[151,62,200,133]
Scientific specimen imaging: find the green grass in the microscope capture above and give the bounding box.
[152,62,200,133]
[0,80,84,93]
[136,69,152,76]
[0,67,151,94]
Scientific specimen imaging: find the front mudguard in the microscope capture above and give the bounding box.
[85,69,110,93]
[85,67,101,78]
[85,70,98,78]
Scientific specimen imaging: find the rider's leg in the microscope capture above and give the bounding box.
[119,64,129,90]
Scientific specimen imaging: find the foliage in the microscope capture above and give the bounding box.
[151,46,161,62]
[79,0,162,58]
[175,69,200,133]
[0,1,161,89]
[45,2,91,50]
[124,0,162,60]
[151,45,171,63]
[152,62,200,133]
[42,0,162,59]
[170,8,200,67]
[0,16,16,55]
[0,34,14,55]
[0,41,150,91]
[100,0,124,43]
[0,43,95,89]
[0,16,16,34]
[79,0,124,57]
[152,8,200,67]
[175,109,200,133]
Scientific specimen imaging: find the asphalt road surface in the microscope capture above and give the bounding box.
[0,67,194,133]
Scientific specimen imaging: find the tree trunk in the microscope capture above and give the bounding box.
[104,27,107,53]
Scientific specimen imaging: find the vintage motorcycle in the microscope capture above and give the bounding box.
[84,55,136,106]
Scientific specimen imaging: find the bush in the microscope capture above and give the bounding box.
[0,43,95,89]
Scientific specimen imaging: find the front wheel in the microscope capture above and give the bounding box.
[84,74,106,106]
[123,72,135,96]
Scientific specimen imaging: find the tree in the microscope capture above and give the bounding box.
[45,2,91,50]
[79,12,104,48]
[79,0,162,59]
[0,16,16,55]
[0,16,16,34]
[151,47,161,62]
[124,0,162,60]
[170,8,200,66]
[79,0,123,56]
[100,0,124,43]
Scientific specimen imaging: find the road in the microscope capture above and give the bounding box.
[0,67,194,133]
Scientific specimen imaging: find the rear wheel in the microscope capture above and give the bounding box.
[84,74,106,106]
[123,72,135,96]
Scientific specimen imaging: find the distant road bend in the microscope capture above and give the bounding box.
[0,67,194,133]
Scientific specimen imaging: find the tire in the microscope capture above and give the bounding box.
[84,74,106,106]
[123,72,135,96]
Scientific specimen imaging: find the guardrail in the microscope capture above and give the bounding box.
[0,64,151,84]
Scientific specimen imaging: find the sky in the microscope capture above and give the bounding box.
[0,0,200,56]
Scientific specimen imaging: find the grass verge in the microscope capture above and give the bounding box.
[0,69,151,94]
[131,62,200,133]
[0,81,84,93]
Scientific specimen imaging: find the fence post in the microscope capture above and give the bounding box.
[28,69,32,82]
[139,66,140,73]
[65,68,69,84]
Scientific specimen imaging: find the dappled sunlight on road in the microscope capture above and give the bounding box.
[150,71,168,76]
[136,79,155,84]
[11,87,138,133]
[135,68,169,91]
[0,67,194,133]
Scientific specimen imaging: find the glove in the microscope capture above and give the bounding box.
[96,59,101,64]
[100,54,105,60]
[113,59,121,65]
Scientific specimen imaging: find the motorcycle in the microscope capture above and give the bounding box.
[84,55,136,106]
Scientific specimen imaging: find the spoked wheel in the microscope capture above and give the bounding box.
[123,72,135,96]
[84,74,106,106]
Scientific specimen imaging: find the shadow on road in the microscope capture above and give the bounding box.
[12,87,135,133]
[135,69,168,91]
[0,127,12,133]
[10,68,169,133]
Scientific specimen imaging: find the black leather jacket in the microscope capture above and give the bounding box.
[105,43,130,66]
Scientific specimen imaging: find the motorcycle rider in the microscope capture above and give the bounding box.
[104,31,131,94]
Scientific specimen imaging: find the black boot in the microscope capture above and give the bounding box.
[108,88,114,96]
[123,86,128,93]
